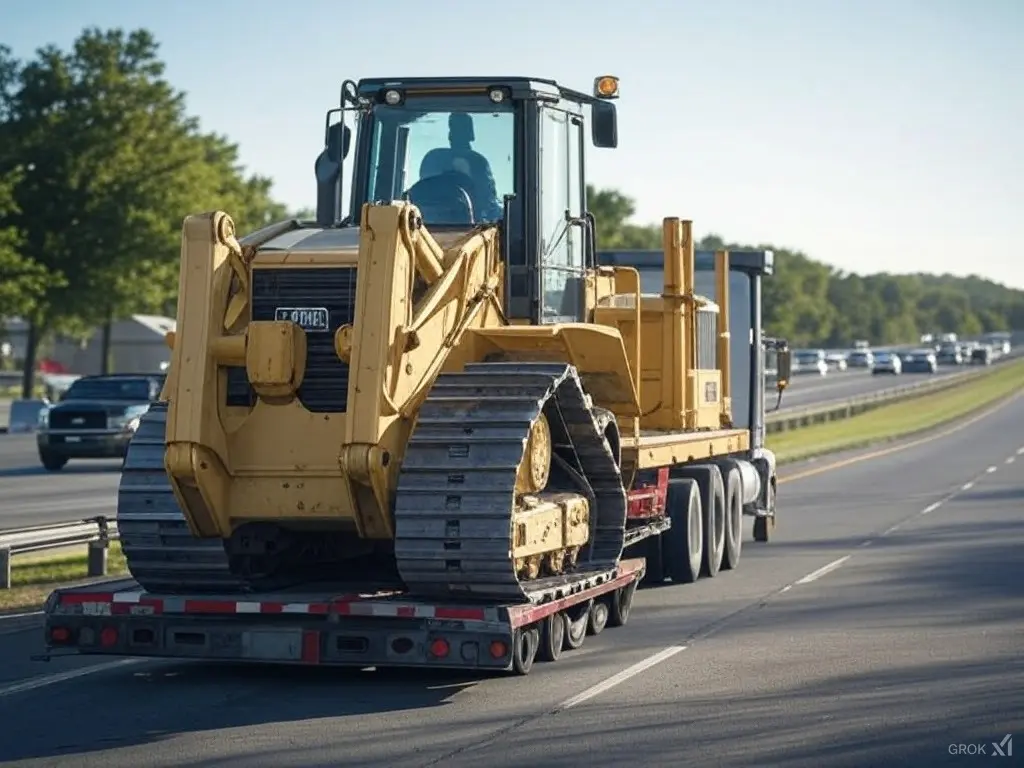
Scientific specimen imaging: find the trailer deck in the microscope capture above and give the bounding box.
[41,558,647,674]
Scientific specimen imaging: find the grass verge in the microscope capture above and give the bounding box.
[769,358,1024,464]
[3,360,1022,613]
[0,542,127,613]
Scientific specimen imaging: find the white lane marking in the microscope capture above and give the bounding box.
[0,658,147,699]
[921,502,942,515]
[1007,457,1016,465]
[962,481,975,490]
[795,556,851,585]
[556,645,687,711]
[1017,447,1024,456]
[0,610,44,622]
[986,466,997,474]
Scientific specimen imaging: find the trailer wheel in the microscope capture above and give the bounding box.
[721,466,743,570]
[512,625,540,675]
[608,581,636,627]
[587,599,609,635]
[563,600,591,650]
[663,477,703,584]
[639,533,665,585]
[538,612,567,662]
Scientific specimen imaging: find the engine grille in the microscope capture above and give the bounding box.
[696,306,719,370]
[49,409,107,430]
[226,267,358,412]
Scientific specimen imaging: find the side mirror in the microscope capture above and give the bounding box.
[591,101,618,149]
[326,121,351,162]
[776,348,792,391]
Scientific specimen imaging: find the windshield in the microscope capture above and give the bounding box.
[364,100,516,227]
[62,377,159,401]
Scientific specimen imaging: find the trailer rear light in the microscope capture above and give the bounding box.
[49,626,72,644]
[489,640,508,659]
[429,638,450,658]
[100,627,119,647]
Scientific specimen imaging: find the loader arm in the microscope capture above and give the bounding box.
[339,202,506,538]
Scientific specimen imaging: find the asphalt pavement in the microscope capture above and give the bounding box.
[0,390,1020,766]
[0,366,974,531]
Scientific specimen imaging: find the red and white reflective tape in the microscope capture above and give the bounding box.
[56,590,493,622]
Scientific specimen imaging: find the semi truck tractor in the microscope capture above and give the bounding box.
[40,74,791,675]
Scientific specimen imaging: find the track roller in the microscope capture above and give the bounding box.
[538,612,567,662]
[676,465,725,577]
[512,625,540,675]
[662,477,703,584]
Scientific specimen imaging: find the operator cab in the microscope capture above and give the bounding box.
[314,75,620,324]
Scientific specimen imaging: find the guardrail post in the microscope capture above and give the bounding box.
[88,516,111,578]
[0,548,10,589]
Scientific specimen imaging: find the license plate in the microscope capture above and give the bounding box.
[65,436,81,443]
[274,307,330,332]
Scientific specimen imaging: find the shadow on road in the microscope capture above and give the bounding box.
[0,462,122,479]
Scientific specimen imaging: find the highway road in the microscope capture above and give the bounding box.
[0,389,1021,765]
[0,365,978,531]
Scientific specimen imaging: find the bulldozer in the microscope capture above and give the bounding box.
[116,75,790,600]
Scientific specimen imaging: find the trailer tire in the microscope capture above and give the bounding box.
[753,481,776,543]
[587,599,609,635]
[663,477,703,584]
[721,466,743,570]
[563,600,591,650]
[639,533,665,585]
[608,581,636,627]
[538,612,567,662]
[512,625,540,675]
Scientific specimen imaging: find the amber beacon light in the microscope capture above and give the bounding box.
[593,75,620,99]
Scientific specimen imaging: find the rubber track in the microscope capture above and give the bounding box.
[393,362,628,602]
[116,402,246,594]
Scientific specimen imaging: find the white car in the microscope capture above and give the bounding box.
[794,349,828,376]
[872,351,902,375]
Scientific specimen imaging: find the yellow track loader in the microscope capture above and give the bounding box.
[116,75,791,601]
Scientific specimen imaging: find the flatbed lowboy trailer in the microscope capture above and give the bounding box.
[41,556,652,675]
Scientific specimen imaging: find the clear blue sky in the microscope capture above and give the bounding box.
[4,0,1023,288]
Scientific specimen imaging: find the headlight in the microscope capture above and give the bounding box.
[37,407,51,428]
[108,405,150,431]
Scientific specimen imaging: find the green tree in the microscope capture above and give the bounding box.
[0,28,289,394]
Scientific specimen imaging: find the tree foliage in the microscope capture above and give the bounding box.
[0,29,288,394]
[586,185,1024,347]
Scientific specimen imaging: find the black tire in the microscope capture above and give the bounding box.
[663,477,703,584]
[587,599,609,635]
[512,625,540,675]
[677,465,725,578]
[639,531,665,586]
[563,600,591,650]
[608,581,636,627]
[721,466,743,570]
[39,451,68,471]
[538,612,566,662]
[753,481,776,543]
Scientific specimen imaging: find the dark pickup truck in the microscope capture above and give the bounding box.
[36,373,165,471]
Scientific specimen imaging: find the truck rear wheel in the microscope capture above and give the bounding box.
[721,466,743,570]
[677,465,725,577]
[663,477,703,584]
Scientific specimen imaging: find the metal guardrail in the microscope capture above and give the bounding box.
[766,354,1022,434]
[0,516,119,589]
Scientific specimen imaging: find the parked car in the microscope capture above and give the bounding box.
[872,351,902,375]
[901,349,938,374]
[36,373,164,471]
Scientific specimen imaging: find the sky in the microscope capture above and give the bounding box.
[3,0,1023,289]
